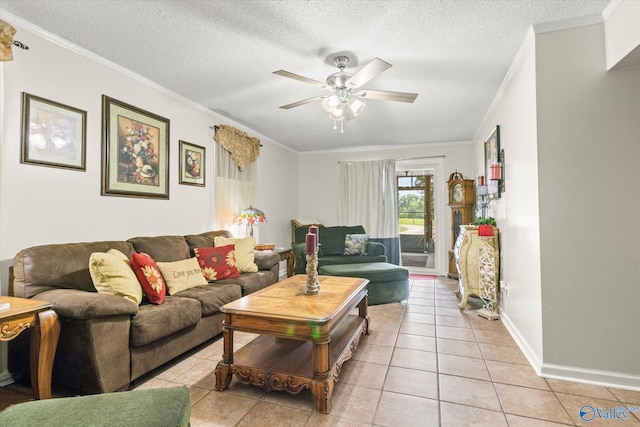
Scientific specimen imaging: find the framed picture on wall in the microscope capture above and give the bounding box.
[484,125,501,198]
[21,93,87,171]
[179,140,205,187]
[101,95,170,199]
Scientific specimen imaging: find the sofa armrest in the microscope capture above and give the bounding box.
[366,241,386,257]
[34,289,138,320]
[254,251,280,270]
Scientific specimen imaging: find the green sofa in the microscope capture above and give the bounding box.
[292,225,387,274]
[0,386,190,427]
[292,225,409,305]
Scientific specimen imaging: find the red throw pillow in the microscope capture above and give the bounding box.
[130,252,166,304]
[194,245,240,281]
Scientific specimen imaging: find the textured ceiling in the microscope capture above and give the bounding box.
[0,0,612,152]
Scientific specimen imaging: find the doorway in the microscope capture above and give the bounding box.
[396,158,445,275]
[397,172,434,269]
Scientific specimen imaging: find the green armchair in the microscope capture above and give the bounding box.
[292,225,387,274]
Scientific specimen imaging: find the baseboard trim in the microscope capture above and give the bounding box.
[501,312,640,391]
[541,364,640,392]
[500,312,543,375]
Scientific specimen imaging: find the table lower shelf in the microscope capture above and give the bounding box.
[215,313,368,412]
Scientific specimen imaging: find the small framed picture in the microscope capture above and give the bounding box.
[101,95,170,199]
[21,93,87,170]
[179,140,205,187]
[484,125,501,198]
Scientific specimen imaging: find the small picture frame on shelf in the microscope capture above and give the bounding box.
[179,140,205,187]
[21,92,87,171]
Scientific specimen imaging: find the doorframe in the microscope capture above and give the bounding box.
[396,157,446,275]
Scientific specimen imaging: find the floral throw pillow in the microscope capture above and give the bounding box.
[194,245,240,281]
[130,252,166,304]
[213,236,258,273]
[343,234,369,255]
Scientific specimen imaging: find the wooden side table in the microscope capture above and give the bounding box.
[273,248,295,277]
[0,296,60,399]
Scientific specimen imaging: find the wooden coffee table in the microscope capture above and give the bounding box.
[214,274,369,413]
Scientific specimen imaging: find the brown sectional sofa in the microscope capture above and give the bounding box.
[9,230,280,395]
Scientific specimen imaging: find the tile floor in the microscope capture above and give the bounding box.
[131,276,640,426]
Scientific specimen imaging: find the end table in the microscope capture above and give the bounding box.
[0,296,60,399]
[273,248,295,277]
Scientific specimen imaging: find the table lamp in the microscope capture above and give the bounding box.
[236,206,266,237]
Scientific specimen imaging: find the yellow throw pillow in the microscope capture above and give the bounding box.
[89,249,142,304]
[214,236,258,273]
[156,257,208,295]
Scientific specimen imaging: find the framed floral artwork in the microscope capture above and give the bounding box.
[179,140,205,187]
[484,125,501,198]
[21,92,87,170]
[101,95,170,199]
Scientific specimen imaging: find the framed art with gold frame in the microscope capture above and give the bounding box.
[21,92,87,171]
[179,140,205,187]
[101,95,170,199]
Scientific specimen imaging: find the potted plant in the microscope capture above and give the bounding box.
[474,217,496,226]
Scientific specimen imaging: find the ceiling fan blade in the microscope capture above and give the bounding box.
[273,70,327,88]
[346,57,392,88]
[358,89,418,103]
[279,96,324,109]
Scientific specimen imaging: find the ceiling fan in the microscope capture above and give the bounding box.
[273,56,418,132]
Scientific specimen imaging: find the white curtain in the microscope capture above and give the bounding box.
[215,143,256,235]
[338,159,400,265]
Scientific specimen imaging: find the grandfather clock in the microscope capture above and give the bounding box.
[447,171,475,279]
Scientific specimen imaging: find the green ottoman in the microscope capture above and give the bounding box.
[319,262,409,305]
[0,386,191,427]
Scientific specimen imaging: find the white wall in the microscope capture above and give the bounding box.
[536,22,640,385]
[0,18,295,294]
[604,0,640,69]
[472,31,544,367]
[297,142,475,274]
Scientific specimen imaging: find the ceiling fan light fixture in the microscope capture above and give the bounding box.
[322,95,340,112]
[329,107,343,121]
[348,98,366,117]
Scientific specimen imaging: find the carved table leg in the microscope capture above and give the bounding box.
[215,320,233,391]
[30,309,60,399]
[358,295,369,335]
[311,378,334,413]
[311,339,332,412]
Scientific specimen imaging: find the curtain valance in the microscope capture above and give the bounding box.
[213,124,260,171]
[0,19,16,62]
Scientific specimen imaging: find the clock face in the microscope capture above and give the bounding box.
[452,183,463,203]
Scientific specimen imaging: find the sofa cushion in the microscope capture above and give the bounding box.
[214,236,258,273]
[127,235,191,262]
[130,296,201,347]
[172,283,242,315]
[344,234,369,255]
[216,271,276,296]
[130,252,166,304]
[318,226,366,256]
[156,257,208,295]
[0,386,191,427]
[319,262,409,282]
[184,230,233,255]
[89,249,143,305]
[194,245,240,281]
[12,241,134,298]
